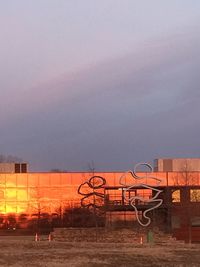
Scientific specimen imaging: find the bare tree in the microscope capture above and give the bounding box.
[0,154,22,163]
[172,160,197,186]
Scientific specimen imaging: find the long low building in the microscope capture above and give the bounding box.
[0,167,199,242]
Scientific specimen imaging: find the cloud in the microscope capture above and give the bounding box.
[1,30,200,171]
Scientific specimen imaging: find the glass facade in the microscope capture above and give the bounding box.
[0,172,200,215]
[0,171,199,231]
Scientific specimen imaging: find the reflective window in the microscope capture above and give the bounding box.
[172,190,180,202]
[190,189,200,202]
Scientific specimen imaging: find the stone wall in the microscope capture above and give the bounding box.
[52,227,184,245]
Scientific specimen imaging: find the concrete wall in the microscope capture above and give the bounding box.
[154,158,200,172]
[0,163,15,173]
[0,163,28,173]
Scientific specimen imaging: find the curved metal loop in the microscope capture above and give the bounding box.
[78,176,106,210]
[133,162,153,179]
[119,162,163,227]
[77,181,90,196]
[88,176,106,189]
[119,162,162,187]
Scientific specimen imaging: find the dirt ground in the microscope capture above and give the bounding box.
[0,236,199,267]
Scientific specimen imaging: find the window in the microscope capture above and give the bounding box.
[190,189,200,202]
[15,164,20,173]
[172,190,180,202]
[21,163,27,173]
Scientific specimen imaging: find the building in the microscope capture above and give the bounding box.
[0,159,199,242]
[0,162,28,173]
[154,158,200,172]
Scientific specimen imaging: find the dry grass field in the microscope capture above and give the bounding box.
[0,236,199,267]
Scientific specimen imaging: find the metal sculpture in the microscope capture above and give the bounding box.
[119,163,163,227]
[78,176,106,209]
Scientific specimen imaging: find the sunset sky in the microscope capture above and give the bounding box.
[1,1,200,171]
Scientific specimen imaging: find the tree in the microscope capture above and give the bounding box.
[172,161,197,186]
[0,154,22,163]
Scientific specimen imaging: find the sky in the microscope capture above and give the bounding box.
[0,1,200,171]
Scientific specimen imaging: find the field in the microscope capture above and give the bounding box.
[0,236,199,267]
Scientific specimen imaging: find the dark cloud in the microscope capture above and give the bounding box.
[1,32,200,171]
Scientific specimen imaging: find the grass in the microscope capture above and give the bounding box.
[0,236,199,266]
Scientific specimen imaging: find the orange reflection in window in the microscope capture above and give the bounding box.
[0,171,198,216]
[1,187,28,214]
